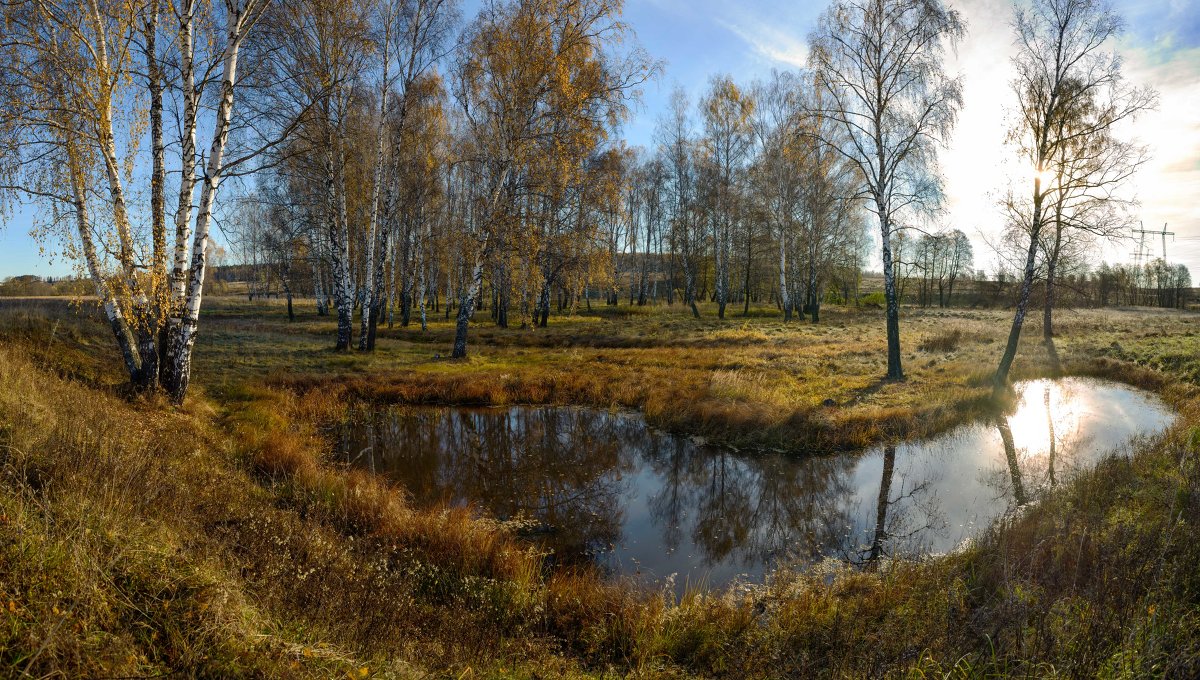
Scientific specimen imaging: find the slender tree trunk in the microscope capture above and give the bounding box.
[415,228,429,332]
[778,227,791,322]
[326,136,355,351]
[400,254,415,328]
[808,258,820,323]
[537,273,552,328]
[994,187,1046,392]
[359,55,390,350]
[452,253,486,359]
[665,248,676,305]
[1043,206,1063,342]
[162,1,199,386]
[313,250,328,315]
[682,249,700,318]
[417,271,428,332]
[142,0,167,391]
[88,2,158,389]
[716,222,728,319]
[68,150,140,381]
[387,237,398,328]
[284,279,295,322]
[1043,258,1057,341]
[743,221,752,316]
[365,192,393,350]
[879,212,903,380]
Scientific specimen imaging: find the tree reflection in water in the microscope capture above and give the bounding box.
[338,406,864,581]
[341,407,632,567]
[998,416,1028,506]
[639,436,856,572]
[334,378,1172,589]
[1045,387,1056,488]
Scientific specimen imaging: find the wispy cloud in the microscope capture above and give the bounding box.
[644,0,813,69]
[717,17,809,68]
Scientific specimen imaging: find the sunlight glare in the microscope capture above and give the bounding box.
[1005,379,1078,460]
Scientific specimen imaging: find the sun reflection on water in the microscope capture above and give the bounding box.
[1006,379,1081,460]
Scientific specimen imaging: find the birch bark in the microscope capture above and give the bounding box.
[162,2,258,402]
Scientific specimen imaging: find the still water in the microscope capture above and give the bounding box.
[334,378,1173,589]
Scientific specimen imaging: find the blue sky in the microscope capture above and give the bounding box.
[2,0,1198,279]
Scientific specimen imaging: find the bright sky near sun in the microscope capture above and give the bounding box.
[1,0,1197,279]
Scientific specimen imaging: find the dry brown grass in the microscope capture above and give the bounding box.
[181,298,1200,457]
[0,339,599,677]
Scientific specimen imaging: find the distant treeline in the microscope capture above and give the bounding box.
[888,258,1192,311]
[142,251,1193,316]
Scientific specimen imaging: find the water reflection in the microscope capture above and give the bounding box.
[1046,387,1057,488]
[998,417,1027,506]
[335,378,1173,589]
[866,445,896,564]
[340,408,633,565]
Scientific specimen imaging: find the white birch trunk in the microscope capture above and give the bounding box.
[327,136,356,350]
[777,222,790,322]
[359,48,390,350]
[170,0,199,305]
[162,6,251,403]
[69,152,140,380]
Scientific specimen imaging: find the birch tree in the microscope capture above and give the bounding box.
[809,0,963,379]
[387,73,450,334]
[656,87,702,318]
[992,0,1155,390]
[796,71,859,323]
[749,71,805,321]
[361,0,459,350]
[1038,110,1145,340]
[256,0,375,350]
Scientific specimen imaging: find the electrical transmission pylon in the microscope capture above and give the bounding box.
[1132,223,1149,269]
[1133,222,1173,264]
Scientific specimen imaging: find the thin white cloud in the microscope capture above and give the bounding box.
[717,17,809,68]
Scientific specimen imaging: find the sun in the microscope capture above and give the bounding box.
[1032,165,1056,188]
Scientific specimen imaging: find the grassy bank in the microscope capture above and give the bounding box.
[2,299,1200,676]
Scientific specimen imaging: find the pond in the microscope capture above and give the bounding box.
[333,378,1174,590]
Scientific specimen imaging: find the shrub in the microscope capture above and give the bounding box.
[859,292,887,307]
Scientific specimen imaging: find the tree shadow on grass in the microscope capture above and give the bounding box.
[846,375,904,406]
[1045,337,1062,376]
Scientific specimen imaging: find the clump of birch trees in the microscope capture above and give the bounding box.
[241,57,882,353]
[1,0,272,401]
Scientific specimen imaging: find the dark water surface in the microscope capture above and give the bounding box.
[334,378,1173,589]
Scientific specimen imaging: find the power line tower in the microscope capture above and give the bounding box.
[1134,222,1175,264]
[1158,222,1174,261]
[1132,223,1150,269]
